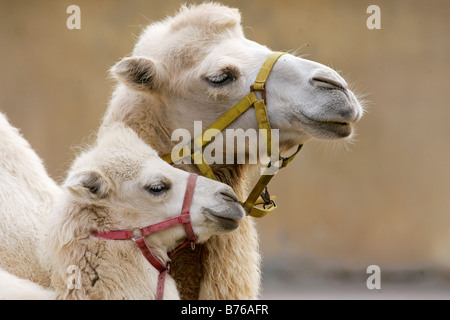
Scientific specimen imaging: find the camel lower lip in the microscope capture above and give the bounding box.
[204,209,240,230]
[313,120,352,137]
[292,110,353,138]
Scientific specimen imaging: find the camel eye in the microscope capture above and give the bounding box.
[144,183,170,196]
[206,68,237,87]
[208,74,233,85]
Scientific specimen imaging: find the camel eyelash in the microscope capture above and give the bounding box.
[208,73,232,84]
[144,178,171,196]
[205,67,239,87]
[145,184,169,194]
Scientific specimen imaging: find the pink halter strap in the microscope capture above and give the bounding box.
[91,173,199,300]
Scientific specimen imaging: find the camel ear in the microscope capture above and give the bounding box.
[111,56,166,92]
[66,170,111,200]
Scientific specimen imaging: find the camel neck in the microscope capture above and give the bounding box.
[105,87,251,200]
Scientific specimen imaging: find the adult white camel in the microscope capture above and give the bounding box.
[103,3,364,299]
[103,3,363,299]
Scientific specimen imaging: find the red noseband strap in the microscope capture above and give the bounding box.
[180,173,198,243]
[91,173,199,300]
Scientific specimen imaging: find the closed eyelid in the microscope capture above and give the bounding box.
[144,176,172,189]
[206,65,240,78]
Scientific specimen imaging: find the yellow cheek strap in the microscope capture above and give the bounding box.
[163,52,303,218]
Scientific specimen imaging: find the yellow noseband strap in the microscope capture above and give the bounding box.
[253,52,286,91]
[163,52,303,218]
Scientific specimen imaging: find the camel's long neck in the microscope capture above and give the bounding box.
[104,86,175,155]
[103,87,251,199]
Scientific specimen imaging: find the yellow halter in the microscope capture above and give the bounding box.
[163,52,303,218]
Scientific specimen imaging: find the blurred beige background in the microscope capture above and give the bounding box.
[1,0,449,298]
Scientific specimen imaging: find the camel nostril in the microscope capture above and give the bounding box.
[312,77,346,90]
[219,191,238,203]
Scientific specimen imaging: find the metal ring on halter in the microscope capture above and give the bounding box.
[131,226,143,241]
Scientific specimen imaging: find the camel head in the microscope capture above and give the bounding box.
[111,3,363,157]
[63,123,244,250]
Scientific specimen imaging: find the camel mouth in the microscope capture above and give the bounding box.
[289,107,355,139]
[202,208,241,231]
[306,118,352,138]
[310,119,352,138]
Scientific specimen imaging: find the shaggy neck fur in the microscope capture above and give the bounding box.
[46,194,179,300]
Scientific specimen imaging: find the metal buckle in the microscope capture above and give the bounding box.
[260,187,271,204]
[250,85,267,104]
[263,199,276,210]
[131,226,143,241]
[191,241,196,250]
[261,187,277,209]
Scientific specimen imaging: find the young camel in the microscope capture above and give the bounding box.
[0,116,243,299]
[104,3,364,299]
[43,123,244,299]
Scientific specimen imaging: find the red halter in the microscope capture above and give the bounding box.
[91,173,199,300]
